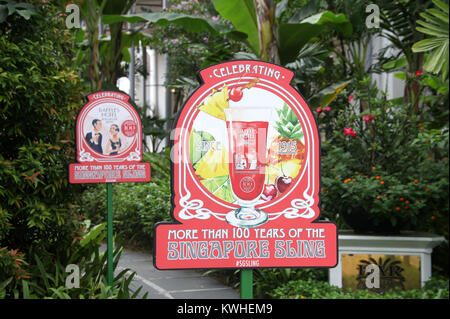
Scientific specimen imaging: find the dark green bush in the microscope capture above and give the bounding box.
[80,152,172,249]
[270,276,449,299]
[0,2,143,299]
[1,222,144,299]
[0,1,89,297]
[320,79,449,233]
[253,268,328,298]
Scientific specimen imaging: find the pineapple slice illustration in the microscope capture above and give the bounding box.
[194,148,229,179]
[265,159,302,185]
[197,84,229,120]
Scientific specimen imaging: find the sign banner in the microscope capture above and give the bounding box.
[69,91,150,184]
[154,60,337,269]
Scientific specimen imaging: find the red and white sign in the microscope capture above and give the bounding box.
[69,91,150,184]
[154,60,337,269]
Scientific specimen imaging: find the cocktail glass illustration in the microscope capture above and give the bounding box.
[224,107,271,227]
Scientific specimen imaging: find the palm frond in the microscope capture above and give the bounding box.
[412,0,449,79]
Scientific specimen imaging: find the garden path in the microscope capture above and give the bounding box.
[115,247,240,299]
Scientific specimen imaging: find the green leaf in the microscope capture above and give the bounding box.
[423,41,449,78]
[382,57,407,70]
[288,0,320,22]
[16,8,33,20]
[34,255,50,291]
[417,18,448,36]
[416,25,448,37]
[413,0,449,79]
[22,280,30,299]
[428,8,450,23]
[309,80,351,108]
[412,38,445,52]
[275,0,289,19]
[278,11,352,64]
[290,131,304,140]
[212,0,258,54]
[0,1,36,22]
[433,0,449,13]
[50,287,71,299]
[102,12,239,37]
[0,277,13,292]
[394,72,407,80]
[80,222,107,247]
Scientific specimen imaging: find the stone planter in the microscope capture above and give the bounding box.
[329,230,445,291]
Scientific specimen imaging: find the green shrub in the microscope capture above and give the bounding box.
[0,222,145,299]
[253,268,328,298]
[0,2,143,299]
[270,276,449,299]
[320,79,449,233]
[80,152,172,249]
[0,2,84,257]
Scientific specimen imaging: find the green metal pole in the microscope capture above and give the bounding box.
[240,269,253,299]
[107,183,114,288]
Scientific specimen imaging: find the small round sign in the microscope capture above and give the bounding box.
[121,120,138,137]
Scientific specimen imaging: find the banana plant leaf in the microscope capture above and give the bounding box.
[309,80,351,109]
[212,0,259,55]
[213,0,352,64]
[278,11,352,64]
[102,11,247,41]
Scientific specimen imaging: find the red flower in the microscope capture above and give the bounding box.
[344,127,357,137]
[324,106,331,112]
[348,95,354,102]
[363,113,375,123]
[415,70,422,77]
[316,107,322,113]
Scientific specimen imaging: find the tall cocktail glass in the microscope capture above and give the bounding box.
[224,107,271,227]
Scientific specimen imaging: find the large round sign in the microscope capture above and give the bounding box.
[154,61,337,270]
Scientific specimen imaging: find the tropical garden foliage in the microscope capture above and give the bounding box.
[0,0,140,298]
[0,0,448,299]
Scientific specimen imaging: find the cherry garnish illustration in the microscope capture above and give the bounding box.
[229,86,244,102]
[228,78,259,103]
[261,184,277,201]
[275,176,293,194]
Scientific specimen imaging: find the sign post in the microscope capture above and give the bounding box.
[69,91,151,289]
[154,60,338,297]
[240,269,253,299]
[107,183,114,287]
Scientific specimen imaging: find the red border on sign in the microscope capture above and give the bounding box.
[75,91,143,163]
[69,91,150,184]
[154,60,337,270]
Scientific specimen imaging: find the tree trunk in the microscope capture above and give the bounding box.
[104,22,125,86]
[253,0,280,64]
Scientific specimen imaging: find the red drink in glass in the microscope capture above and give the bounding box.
[224,107,271,227]
[226,121,268,202]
